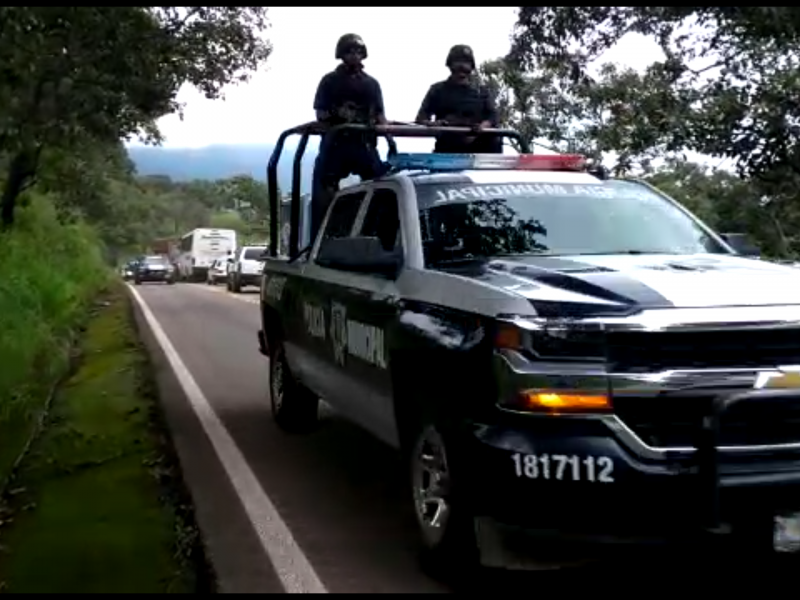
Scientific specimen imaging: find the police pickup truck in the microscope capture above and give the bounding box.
[258,124,800,576]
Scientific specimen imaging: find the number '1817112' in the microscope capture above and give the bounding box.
[511,452,614,483]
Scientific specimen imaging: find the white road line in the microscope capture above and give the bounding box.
[127,285,328,594]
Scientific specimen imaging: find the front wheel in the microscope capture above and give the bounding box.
[269,343,319,434]
[410,421,480,582]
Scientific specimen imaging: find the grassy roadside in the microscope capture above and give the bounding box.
[0,198,109,484]
[0,284,213,593]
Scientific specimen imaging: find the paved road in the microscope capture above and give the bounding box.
[130,282,771,594]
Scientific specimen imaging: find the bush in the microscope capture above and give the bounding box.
[0,194,110,478]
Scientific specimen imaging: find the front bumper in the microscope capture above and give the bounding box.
[238,273,262,286]
[136,270,173,282]
[473,352,800,549]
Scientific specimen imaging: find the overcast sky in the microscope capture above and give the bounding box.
[153,7,666,151]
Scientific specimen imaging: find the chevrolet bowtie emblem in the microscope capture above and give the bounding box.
[754,370,800,390]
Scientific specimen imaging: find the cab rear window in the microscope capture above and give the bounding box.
[243,248,265,260]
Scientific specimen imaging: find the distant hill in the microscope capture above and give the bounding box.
[126,141,320,193]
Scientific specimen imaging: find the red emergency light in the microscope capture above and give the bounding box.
[515,154,587,171]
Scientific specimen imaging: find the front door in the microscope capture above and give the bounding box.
[303,185,405,448]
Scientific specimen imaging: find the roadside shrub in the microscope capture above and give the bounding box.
[0,194,110,477]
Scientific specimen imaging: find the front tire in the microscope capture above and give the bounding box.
[231,273,242,294]
[269,342,319,434]
[410,420,480,582]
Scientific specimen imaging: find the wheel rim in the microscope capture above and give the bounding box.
[271,355,284,413]
[412,426,452,547]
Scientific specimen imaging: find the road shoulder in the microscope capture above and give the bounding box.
[0,285,210,593]
[128,284,287,593]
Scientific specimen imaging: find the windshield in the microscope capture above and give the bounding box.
[143,256,168,265]
[415,178,727,265]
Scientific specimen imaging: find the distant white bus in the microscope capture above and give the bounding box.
[176,228,238,282]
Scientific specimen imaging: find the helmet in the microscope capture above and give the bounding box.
[446,44,475,69]
[335,33,368,60]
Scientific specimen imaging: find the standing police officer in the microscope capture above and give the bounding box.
[310,33,387,242]
[415,44,502,154]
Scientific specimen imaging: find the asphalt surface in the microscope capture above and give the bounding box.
[130,282,788,593]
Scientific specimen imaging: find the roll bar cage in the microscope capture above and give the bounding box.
[265,122,531,259]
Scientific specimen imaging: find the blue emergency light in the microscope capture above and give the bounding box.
[387,152,587,172]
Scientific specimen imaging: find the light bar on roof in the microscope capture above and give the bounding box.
[388,152,587,172]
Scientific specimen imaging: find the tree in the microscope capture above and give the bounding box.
[510,8,800,179]
[0,7,272,227]
[208,211,248,234]
[478,47,800,258]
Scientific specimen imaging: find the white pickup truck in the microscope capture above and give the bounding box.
[227,245,267,293]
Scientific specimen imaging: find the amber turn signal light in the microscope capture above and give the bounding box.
[516,390,612,415]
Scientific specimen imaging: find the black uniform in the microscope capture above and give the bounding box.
[417,78,501,154]
[311,65,386,241]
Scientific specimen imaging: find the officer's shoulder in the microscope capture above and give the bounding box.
[361,70,382,87]
[471,82,493,97]
[428,80,449,94]
[318,70,339,85]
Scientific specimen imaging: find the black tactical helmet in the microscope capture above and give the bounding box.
[335,33,368,60]
[446,44,475,69]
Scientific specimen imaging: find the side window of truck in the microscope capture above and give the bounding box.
[322,191,367,241]
[359,188,401,253]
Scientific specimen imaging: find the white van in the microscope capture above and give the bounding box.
[176,228,238,282]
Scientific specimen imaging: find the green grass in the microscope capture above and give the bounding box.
[0,286,209,593]
[0,196,109,482]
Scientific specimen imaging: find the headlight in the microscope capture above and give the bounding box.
[494,317,606,361]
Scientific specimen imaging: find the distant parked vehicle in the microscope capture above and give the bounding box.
[206,258,228,285]
[175,228,238,283]
[133,255,177,285]
[227,245,267,293]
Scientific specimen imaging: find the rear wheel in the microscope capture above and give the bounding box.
[231,274,242,293]
[269,342,319,434]
[410,420,481,583]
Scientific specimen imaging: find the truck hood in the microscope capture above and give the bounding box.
[463,253,800,313]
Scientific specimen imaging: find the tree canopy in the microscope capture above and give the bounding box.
[470,7,800,257]
[0,7,271,226]
[509,8,800,179]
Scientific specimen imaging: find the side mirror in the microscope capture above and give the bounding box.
[316,236,402,278]
[721,232,761,258]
